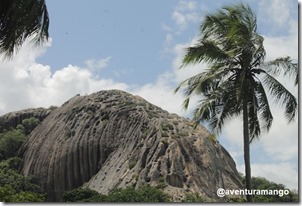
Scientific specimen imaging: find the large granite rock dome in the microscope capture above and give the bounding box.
[18,90,242,201]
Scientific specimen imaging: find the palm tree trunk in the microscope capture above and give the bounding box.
[243,98,253,202]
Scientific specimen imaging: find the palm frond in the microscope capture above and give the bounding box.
[192,79,241,134]
[210,86,241,134]
[176,65,233,97]
[0,0,49,56]
[246,78,269,142]
[247,100,261,142]
[233,70,247,103]
[181,39,229,67]
[262,73,297,122]
[254,80,273,132]
[262,57,298,85]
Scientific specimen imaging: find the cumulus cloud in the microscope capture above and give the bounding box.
[0,43,128,115]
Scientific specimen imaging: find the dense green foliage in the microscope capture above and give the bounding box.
[62,185,170,202]
[21,117,40,135]
[251,177,298,202]
[0,129,25,161]
[0,118,46,202]
[182,193,207,202]
[0,184,45,202]
[61,187,106,202]
[229,176,299,202]
[0,158,46,202]
[0,117,40,161]
[62,177,298,203]
[106,185,170,202]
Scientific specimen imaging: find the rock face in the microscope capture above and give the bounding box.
[0,108,53,133]
[19,90,242,201]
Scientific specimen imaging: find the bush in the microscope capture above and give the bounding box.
[0,129,26,161]
[61,187,106,202]
[0,157,22,171]
[106,185,170,202]
[241,176,299,202]
[0,167,41,194]
[22,117,40,135]
[182,193,207,202]
[62,185,170,202]
[0,165,46,202]
[0,185,45,202]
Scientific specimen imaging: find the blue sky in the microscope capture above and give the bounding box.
[0,0,299,190]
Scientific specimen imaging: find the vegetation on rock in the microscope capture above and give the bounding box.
[0,118,46,202]
[62,185,170,202]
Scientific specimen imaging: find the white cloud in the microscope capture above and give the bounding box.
[0,43,128,115]
[0,37,202,119]
[259,108,298,161]
[237,162,298,190]
[85,56,112,71]
[258,0,292,28]
[161,23,173,32]
[172,38,208,83]
[221,103,298,161]
[171,1,200,32]
[161,33,174,55]
[172,11,199,32]
[175,0,197,12]
[132,74,187,117]
[262,18,298,62]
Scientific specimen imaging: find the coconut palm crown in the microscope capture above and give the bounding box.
[175,3,297,202]
[0,0,49,57]
[176,3,297,140]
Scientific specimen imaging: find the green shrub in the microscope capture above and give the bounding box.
[0,129,26,161]
[9,191,46,202]
[0,185,45,202]
[156,176,167,189]
[62,185,170,202]
[106,185,170,202]
[241,176,299,202]
[61,187,105,202]
[0,167,41,193]
[0,157,22,170]
[22,117,40,135]
[182,193,206,202]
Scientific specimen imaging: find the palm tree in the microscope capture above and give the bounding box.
[175,3,297,202]
[0,0,49,57]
